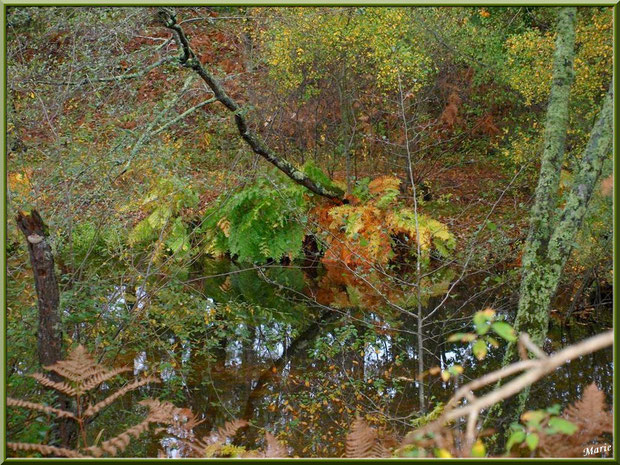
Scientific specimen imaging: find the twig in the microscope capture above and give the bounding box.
[404,330,613,448]
[151,97,217,136]
[115,75,195,179]
[38,56,176,86]
[518,333,547,360]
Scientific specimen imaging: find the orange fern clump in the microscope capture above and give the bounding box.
[313,176,399,269]
[310,175,455,310]
[367,176,402,196]
[322,204,392,267]
[313,175,454,271]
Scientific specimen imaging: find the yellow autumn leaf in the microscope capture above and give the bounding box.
[471,439,486,457]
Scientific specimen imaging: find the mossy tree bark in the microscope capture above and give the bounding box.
[508,6,577,351]
[512,83,613,352]
[486,7,613,434]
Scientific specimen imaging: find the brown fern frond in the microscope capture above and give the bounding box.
[30,373,77,396]
[139,398,187,425]
[346,417,379,458]
[7,397,76,420]
[86,419,152,457]
[263,431,288,458]
[84,376,160,417]
[44,345,103,382]
[371,441,391,458]
[48,365,108,384]
[165,408,203,442]
[563,383,613,435]
[186,419,249,457]
[7,442,85,458]
[208,419,248,445]
[80,366,132,392]
[182,439,214,457]
[176,408,205,431]
[539,383,613,457]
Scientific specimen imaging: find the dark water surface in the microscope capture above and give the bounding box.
[106,259,612,457]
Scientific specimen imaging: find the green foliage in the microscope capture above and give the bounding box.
[201,260,308,316]
[506,405,577,455]
[6,6,613,459]
[301,160,343,197]
[448,308,512,360]
[410,402,444,429]
[63,220,126,269]
[128,176,199,260]
[351,177,372,202]
[500,7,612,166]
[200,176,309,264]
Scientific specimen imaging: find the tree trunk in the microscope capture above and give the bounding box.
[16,210,75,446]
[507,6,577,351]
[16,210,62,368]
[484,7,614,442]
[511,83,613,353]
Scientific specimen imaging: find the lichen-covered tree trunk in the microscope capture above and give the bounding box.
[513,83,613,352]
[488,83,613,436]
[508,6,577,350]
[485,7,614,436]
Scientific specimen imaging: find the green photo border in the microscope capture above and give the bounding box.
[1,1,617,463]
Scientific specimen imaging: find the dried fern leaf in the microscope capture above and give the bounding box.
[263,432,288,458]
[48,365,107,384]
[176,408,205,431]
[371,441,391,458]
[80,366,132,392]
[44,345,103,381]
[139,398,186,425]
[86,419,152,457]
[564,383,613,434]
[7,397,76,420]
[209,419,248,444]
[84,376,159,417]
[346,417,379,458]
[182,439,214,458]
[30,373,77,396]
[7,442,85,458]
[539,383,613,457]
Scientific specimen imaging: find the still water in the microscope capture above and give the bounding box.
[104,259,612,457]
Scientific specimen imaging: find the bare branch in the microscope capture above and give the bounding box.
[404,330,613,445]
[518,333,547,360]
[157,7,344,201]
[38,56,177,87]
[151,97,217,136]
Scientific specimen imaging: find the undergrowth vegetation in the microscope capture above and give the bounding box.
[6,5,612,460]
